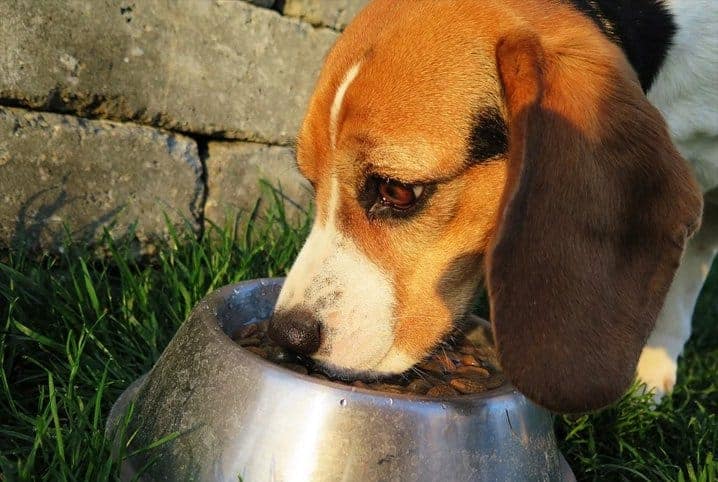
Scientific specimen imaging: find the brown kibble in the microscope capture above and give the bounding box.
[245,346,267,358]
[459,354,480,367]
[234,320,505,397]
[256,319,270,333]
[426,384,459,397]
[238,324,258,339]
[449,377,487,394]
[238,337,261,347]
[373,383,405,394]
[481,360,502,373]
[484,375,506,390]
[458,344,477,355]
[406,379,432,394]
[416,360,448,376]
[453,365,490,379]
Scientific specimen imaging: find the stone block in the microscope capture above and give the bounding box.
[243,0,275,8]
[0,0,337,145]
[204,141,312,228]
[282,0,370,30]
[0,106,203,251]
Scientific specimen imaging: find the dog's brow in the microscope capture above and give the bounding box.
[361,144,462,184]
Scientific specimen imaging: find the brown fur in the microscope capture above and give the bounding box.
[490,29,702,412]
[294,0,703,412]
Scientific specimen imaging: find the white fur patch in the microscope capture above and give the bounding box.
[638,1,718,404]
[329,62,362,150]
[274,177,411,373]
[636,345,678,405]
[373,348,416,373]
[648,0,718,192]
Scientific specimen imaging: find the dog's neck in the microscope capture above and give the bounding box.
[566,0,676,92]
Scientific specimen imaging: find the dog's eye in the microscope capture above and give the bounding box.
[378,179,424,210]
[360,175,432,220]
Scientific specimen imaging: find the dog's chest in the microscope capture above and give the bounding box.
[647,0,718,193]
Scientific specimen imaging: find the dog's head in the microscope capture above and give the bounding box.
[268,0,702,412]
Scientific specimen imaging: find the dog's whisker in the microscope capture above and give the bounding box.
[410,367,429,381]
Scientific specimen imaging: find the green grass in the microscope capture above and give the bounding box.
[1,196,716,481]
[554,267,718,481]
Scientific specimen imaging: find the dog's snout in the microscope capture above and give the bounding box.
[268,309,322,355]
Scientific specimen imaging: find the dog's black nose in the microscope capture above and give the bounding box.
[268,309,322,355]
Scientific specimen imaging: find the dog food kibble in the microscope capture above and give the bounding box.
[231,317,504,397]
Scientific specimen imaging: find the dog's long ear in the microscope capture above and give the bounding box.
[487,30,703,413]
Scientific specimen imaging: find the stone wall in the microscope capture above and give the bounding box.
[0,0,369,250]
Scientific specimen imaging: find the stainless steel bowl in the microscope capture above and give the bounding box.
[106,278,575,481]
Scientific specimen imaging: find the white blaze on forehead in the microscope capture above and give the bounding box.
[274,176,413,372]
[329,62,362,150]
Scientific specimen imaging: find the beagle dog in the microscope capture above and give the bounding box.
[268,0,718,413]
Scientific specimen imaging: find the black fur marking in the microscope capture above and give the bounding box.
[566,0,677,92]
[468,107,508,164]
